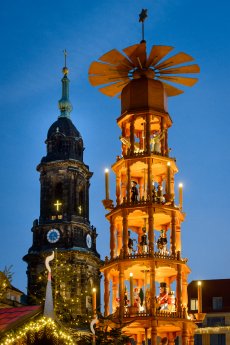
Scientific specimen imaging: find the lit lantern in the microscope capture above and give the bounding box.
[197,281,202,313]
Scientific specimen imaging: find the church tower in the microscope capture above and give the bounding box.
[88,13,200,345]
[24,57,101,328]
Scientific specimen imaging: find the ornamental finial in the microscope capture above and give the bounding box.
[139,9,148,42]
[62,49,69,75]
[58,49,73,118]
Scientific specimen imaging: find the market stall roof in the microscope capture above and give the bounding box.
[0,306,41,333]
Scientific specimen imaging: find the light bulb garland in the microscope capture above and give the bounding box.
[1,317,76,345]
[28,251,97,328]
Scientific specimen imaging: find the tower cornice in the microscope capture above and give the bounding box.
[37,159,93,178]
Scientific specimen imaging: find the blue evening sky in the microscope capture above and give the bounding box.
[0,0,229,292]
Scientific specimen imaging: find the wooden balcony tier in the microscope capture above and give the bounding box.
[103,251,188,267]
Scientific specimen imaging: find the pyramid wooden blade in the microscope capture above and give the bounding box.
[159,64,200,75]
[89,75,111,86]
[89,74,130,87]
[99,80,129,97]
[99,49,134,69]
[89,61,119,75]
[161,81,184,97]
[123,42,147,67]
[146,45,174,67]
[158,75,198,87]
[155,52,194,70]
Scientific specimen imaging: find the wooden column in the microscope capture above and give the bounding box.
[122,210,128,256]
[150,262,156,315]
[151,320,157,345]
[138,230,142,254]
[176,224,181,253]
[147,158,152,199]
[177,264,182,313]
[130,119,135,154]
[144,168,148,200]
[117,223,123,256]
[112,277,118,313]
[121,123,126,156]
[119,265,125,320]
[104,270,110,316]
[110,217,115,259]
[146,114,150,154]
[165,129,169,156]
[161,116,164,156]
[148,207,154,254]
[167,162,171,198]
[182,323,189,345]
[171,211,176,256]
[127,164,131,202]
[121,174,126,201]
[182,273,188,309]
[116,173,121,205]
[144,328,148,345]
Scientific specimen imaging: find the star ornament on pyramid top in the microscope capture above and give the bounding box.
[88,11,200,98]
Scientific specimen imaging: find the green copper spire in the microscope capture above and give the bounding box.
[58,50,73,119]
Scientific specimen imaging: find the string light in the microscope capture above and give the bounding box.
[1,317,76,345]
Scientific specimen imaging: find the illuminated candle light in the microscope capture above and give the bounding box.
[197,281,202,313]
[105,168,109,200]
[92,287,97,317]
[130,273,134,306]
[179,183,183,209]
[167,162,171,197]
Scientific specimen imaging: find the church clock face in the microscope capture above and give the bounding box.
[47,229,60,243]
[86,234,92,248]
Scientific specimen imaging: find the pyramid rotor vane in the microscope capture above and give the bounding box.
[88,42,200,98]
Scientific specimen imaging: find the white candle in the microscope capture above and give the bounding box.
[130,273,134,306]
[197,281,202,313]
[92,287,97,317]
[179,183,183,209]
[105,168,109,200]
[167,162,171,197]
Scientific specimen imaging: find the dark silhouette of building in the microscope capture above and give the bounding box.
[23,62,101,328]
[188,279,230,345]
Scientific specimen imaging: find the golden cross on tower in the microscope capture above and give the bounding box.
[54,200,62,211]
